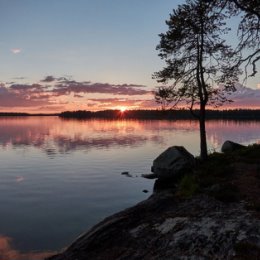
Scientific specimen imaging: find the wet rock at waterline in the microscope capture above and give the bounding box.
[141,173,157,179]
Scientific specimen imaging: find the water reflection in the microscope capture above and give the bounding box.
[0,117,259,258]
[0,235,54,260]
[53,135,161,152]
[0,118,167,156]
[0,118,259,156]
[206,120,260,150]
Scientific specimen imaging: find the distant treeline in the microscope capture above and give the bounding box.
[0,112,30,116]
[59,109,260,120]
[0,112,58,117]
[1,110,260,119]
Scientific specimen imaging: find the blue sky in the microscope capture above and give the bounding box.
[0,0,259,112]
[0,0,185,86]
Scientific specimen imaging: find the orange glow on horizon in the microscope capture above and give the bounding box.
[119,106,127,113]
[1,101,260,114]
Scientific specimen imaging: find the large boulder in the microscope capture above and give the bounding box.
[221,140,246,153]
[151,146,195,179]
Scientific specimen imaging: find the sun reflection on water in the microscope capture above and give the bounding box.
[0,235,55,260]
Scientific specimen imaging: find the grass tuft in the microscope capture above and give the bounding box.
[177,174,199,198]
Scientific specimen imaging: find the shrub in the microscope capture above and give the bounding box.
[210,183,240,203]
[178,174,199,198]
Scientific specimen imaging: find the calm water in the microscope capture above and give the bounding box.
[0,117,259,259]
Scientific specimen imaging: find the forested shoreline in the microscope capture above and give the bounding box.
[59,109,260,120]
[1,109,260,120]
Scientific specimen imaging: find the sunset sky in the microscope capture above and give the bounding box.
[0,0,259,113]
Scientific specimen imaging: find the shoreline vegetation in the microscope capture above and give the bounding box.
[1,109,260,120]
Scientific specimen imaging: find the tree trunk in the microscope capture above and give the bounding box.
[199,103,208,160]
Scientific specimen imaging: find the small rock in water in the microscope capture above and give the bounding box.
[142,173,158,179]
[121,171,133,177]
[142,189,149,193]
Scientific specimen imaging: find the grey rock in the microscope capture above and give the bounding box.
[221,140,246,153]
[152,146,195,179]
[47,194,260,260]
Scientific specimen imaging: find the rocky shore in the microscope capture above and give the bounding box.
[48,142,260,260]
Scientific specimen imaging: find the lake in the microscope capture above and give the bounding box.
[0,117,259,259]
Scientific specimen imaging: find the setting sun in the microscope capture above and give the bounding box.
[119,106,127,113]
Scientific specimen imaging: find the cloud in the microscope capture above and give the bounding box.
[39,75,74,83]
[12,77,26,80]
[223,83,260,108]
[52,81,151,96]
[0,84,50,108]
[3,76,259,112]
[0,79,151,112]
[10,48,21,54]
[89,98,129,103]
[16,176,24,183]
[74,93,84,98]
[37,105,66,111]
[88,97,153,107]
[10,84,43,91]
[33,77,151,97]
[41,75,56,82]
[138,99,158,108]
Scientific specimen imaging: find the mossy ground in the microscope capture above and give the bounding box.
[177,144,260,206]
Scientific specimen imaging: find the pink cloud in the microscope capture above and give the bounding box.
[10,84,43,92]
[0,85,50,108]
[0,76,151,112]
[1,77,260,113]
[10,48,21,54]
[52,81,150,96]
[223,83,260,108]
[37,105,66,111]
[88,98,155,109]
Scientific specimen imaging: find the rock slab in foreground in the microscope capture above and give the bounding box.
[47,193,260,260]
[151,146,195,179]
